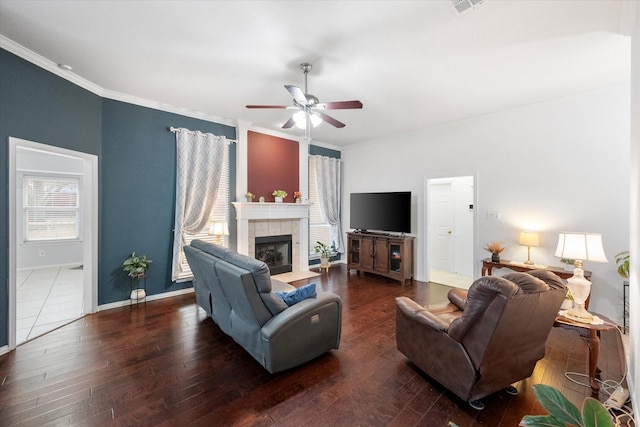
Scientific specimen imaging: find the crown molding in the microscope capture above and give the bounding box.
[1,35,237,128]
[1,35,104,96]
[100,89,237,128]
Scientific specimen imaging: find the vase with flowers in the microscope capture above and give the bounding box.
[245,192,254,202]
[272,189,287,203]
[484,242,505,263]
[294,191,302,203]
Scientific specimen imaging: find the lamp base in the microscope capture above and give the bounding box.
[524,259,534,265]
[565,303,593,322]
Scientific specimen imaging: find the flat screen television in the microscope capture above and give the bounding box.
[350,191,411,233]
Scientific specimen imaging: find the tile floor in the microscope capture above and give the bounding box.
[16,265,84,345]
[430,268,474,289]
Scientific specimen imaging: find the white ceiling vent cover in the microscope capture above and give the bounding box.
[452,0,485,14]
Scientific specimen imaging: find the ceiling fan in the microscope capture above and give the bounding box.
[246,63,363,132]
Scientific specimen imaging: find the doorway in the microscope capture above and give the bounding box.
[426,176,475,289]
[8,137,98,349]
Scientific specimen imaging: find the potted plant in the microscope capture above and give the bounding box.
[122,252,152,278]
[616,250,630,333]
[314,241,332,266]
[245,191,255,202]
[293,191,302,203]
[272,189,287,202]
[520,384,614,426]
[484,242,505,263]
[615,250,629,279]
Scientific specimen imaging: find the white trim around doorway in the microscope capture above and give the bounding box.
[8,137,98,351]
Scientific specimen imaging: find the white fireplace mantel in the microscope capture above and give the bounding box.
[232,202,310,272]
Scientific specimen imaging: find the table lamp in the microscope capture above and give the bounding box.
[209,221,229,245]
[554,232,608,321]
[519,231,540,265]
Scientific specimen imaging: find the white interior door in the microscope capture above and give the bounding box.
[430,181,455,271]
[426,175,475,289]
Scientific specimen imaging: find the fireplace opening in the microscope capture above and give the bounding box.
[255,234,293,275]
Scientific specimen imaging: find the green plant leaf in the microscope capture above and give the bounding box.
[519,414,566,426]
[582,398,614,427]
[532,385,583,427]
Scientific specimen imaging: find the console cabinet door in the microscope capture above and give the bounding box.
[348,235,361,268]
[360,236,374,270]
[373,238,389,273]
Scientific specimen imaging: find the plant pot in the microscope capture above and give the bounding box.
[491,253,500,263]
[275,196,283,203]
[320,256,330,267]
[246,197,253,202]
[130,288,146,302]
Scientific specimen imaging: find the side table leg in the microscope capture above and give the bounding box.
[581,330,600,392]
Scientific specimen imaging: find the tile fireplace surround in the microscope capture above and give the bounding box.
[232,202,310,273]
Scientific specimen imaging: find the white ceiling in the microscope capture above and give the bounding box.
[0,0,631,146]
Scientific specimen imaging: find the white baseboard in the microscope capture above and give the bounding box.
[0,345,9,356]
[97,287,194,312]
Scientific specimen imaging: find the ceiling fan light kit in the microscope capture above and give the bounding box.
[246,63,362,139]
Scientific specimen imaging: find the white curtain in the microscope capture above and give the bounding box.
[171,128,228,281]
[313,155,345,253]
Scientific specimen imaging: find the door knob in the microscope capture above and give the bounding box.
[448,230,452,234]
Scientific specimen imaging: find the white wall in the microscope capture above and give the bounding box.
[16,147,84,269]
[342,83,630,322]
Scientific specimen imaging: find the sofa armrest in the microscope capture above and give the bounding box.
[260,292,342,373]
[396,297,450,332]
[262,292,341,337]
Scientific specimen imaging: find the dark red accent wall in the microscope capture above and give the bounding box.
[247,131,299,202]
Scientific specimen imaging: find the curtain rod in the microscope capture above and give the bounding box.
[169,126,237,144]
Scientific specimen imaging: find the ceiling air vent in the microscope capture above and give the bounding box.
[451,0,484,14]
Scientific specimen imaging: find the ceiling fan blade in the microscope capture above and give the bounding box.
[319,100,363,110]
[246,105,288,109]
[282,117,296,129]
[318,112,346,128]
[285,85,309,105]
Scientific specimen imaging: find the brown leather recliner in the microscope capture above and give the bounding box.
[396,270,566,409]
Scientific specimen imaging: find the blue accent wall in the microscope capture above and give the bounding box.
[0,49,102,347]
[100,100,236,304]
[0,48,236,347]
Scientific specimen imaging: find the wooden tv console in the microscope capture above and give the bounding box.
[347,232,414,284]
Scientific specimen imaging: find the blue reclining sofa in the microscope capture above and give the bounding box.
[184,239,342,373]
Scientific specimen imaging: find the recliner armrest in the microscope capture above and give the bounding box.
[396,297,450,332]
[448,288,468,310]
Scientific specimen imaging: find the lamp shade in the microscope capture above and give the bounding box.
[211,221,229,236]
[519,231,540,247]
[554,232,607,262]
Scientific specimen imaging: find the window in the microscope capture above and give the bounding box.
[308,157,332,255]
[176,144,230,280]
[23,176,80,242]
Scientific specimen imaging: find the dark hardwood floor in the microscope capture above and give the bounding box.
[0,264,631,426]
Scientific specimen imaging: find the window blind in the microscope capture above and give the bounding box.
[24,176,80,242]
